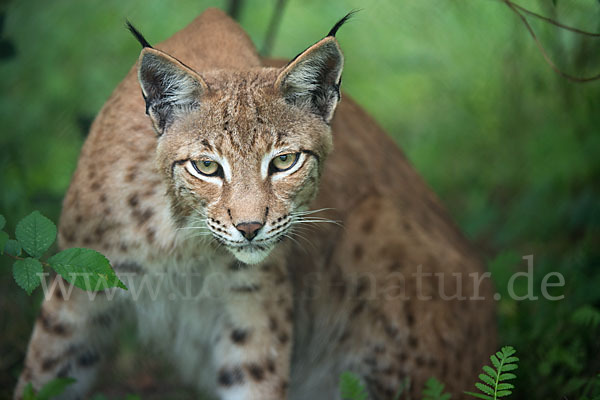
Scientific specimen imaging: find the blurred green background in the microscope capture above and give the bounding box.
[1,0,599,398]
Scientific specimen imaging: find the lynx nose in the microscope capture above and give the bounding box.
[235,222,263,241]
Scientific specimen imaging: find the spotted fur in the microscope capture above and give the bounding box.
[15,9,495,400]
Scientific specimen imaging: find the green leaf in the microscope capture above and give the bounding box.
[496,382,514,390]
[339,371,368,400]
[37,377,76,400]
[479,373,495,386]
[475,382,494,396]
[490,354,500,369]
[22,383,35,400]
[13,258,43,295]
[16,211,57,258]
[501,346,516,357]
[0,214,5,230]
[498,373,517,380]
[0,231,9,255]
[482,365,497,379]
[501,363,518,372]
[48,248,127,291]
[422,377,452,400]
[5,239,22,256]
[464,391,493,400]
[467,346,518,400]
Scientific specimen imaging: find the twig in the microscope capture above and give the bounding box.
[5,252,51,267]
[227,0,243,21]
[503,0,600,83]
[509,1,600,37]
[261,0,288,57]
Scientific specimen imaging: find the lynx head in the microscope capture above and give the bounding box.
[129,14,350,264]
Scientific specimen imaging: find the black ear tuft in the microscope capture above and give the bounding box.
[276,38,344,124]
[327,10,359,37]
[137,49,208,135]
[126,20,153,49]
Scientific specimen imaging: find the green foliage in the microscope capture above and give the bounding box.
[22,378,76,400]
[1,212,127,294]
[36,378,77,400]
[48,248,127,291]
[571,305,600,328]
[422,377,451,400]
[1,1,599,398]
[15,211,57,258]
[339,372,368,400]
[4,239,21,256]
[465,346,518,400]
[22,384,35,400]
[12,258,43,295]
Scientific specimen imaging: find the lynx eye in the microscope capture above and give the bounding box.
[271,153,300,172]
[191,160,220,176]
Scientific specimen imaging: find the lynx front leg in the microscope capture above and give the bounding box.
[14,277,124,400]
[214,260,293,400]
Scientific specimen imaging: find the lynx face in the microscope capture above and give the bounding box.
[136,35,343,264]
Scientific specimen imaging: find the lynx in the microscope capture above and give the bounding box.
[15,8,495,400]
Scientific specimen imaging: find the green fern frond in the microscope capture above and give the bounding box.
[465,346,518,400]
[572,305,600,328]
[340,371,369,400]
[422,377,452,400]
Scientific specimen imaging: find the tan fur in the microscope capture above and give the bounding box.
[15,9,495,399]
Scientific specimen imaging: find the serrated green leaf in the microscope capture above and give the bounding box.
[501,346,516,357]
[503,356,519,364]
[482,365,497,379]
[422,377,451,400]
[490,354,500,369]
[0,214,5,230]
[48,248,127,291]
[501,363,518,372]
[497,382,514,390]
[15,211,57,258]
[498,373,517,380]
[0,231,9,255]
[496,390,512,397]
[22,383,35,400]
[37,377,77,400]
[479,373,495,386]
[475,382,494,395]
[13,258,43,295]
[464,391,493,400]
[4,239,22,256]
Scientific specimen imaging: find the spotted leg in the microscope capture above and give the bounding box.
[214,259,293,400]
[14,276,124,400]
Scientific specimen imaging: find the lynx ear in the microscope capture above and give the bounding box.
[137,48,208,135]
[275,37,344,124]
